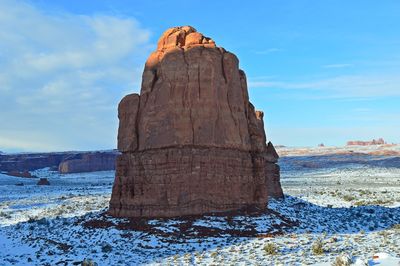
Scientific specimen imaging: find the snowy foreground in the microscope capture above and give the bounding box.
[0,151,399,265]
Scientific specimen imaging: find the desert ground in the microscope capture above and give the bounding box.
[0,145,399,265]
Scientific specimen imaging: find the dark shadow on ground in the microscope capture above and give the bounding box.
[280,154,400,171]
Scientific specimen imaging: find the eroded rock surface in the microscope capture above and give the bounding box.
[109,26,283,218]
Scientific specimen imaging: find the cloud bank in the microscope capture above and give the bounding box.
[0,0,152,152]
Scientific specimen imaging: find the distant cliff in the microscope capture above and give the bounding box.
[347,138,386,146]
[58,152,117,173]
[0,150,118,174]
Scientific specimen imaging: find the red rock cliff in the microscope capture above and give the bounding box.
[109,26,283,218]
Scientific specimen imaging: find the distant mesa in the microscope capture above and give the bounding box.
[274,145,286,148]
[346,138,386,146]
[109,26,283,218]
[58,152,117,174]
[0,151,118,174]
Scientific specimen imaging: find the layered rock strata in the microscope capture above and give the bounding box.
[58,152,117,174]
[109,26,283,218]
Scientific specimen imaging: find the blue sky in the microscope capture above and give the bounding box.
[0,0,399,152]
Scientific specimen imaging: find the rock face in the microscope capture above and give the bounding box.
[58,152,118,174]
[0,153,68,172]
[109,26,283,218]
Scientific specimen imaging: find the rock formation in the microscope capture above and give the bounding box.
[58,152,117,174]
[109,26,283,218]
[0,151,118,173]
[0,152,68,172]
[5,171,36,178]
[37,178,50,185]
[347,138,386,146]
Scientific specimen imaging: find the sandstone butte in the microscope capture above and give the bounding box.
[109,26,283,218]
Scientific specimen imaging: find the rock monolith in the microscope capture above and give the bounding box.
[109,26,283,218]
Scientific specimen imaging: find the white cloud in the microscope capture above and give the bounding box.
[322,63,353,68]
[0,0,152,152]
[248,74,400,98]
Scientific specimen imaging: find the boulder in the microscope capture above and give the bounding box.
[37,178,50,185]
[109,26,283,218]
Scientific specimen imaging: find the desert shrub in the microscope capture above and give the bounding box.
[366,208,375,214]
[371,199,390,205]
[0,211,12,219]
[343,195,355,202]
[184,253,191,261]
[36,218,49,226]
[354,201,366,206]
[81,259,98,266]
[27,216,37,223]
[329,236,338,243]
[101,243,113,253]
[332,253,352,266]
[368,225,375,231]
[311,238,325,255]
[392,224,400,230]
[263,242,278,255]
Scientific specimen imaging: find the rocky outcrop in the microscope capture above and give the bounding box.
[5,171,36,178]
[347,138,386,146]
[58,152,118,174]
[109,26,283,218]
[265,142,283,198]
[37,178,50,185]
[0,151,118,173]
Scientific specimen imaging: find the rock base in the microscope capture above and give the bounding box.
[109,146,279,218]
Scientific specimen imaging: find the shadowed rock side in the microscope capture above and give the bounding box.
[109,26,283,218]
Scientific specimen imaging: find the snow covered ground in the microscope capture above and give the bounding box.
[276,143,400,157]
[0,150,399,265]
